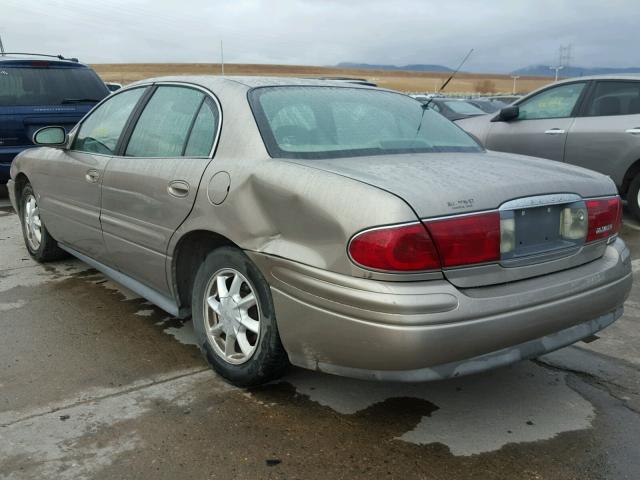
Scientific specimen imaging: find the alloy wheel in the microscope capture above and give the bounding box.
[23,194,42,251]
[203,268,261,365]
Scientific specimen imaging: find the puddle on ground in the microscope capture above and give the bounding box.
[264,362,595,456]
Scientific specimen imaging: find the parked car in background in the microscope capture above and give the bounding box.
[467,98,506,113]
[484,95,522,105]
[8,77,631,387]
[457,76,640,219]
[0,53,109,184]
[105,82,123,92]
[423,97,487,120]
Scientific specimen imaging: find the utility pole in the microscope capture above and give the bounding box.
[510,75,520,94]
[220,40,224,76]
[0,34,5,56]
[549,65,564,82]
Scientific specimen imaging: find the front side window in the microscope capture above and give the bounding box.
[126,86,204,157]
[249,87,481,159]
[586,81,640,116]
[74,87,145,155]
[517,82,586,120]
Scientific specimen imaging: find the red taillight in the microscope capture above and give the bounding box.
[348,223,440,271]
[425,212,501,267]
[586,196,622,243]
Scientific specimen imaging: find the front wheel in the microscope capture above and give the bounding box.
[191,246,289,387]
[20,183,67,262]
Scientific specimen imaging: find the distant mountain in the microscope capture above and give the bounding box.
[512,64,640,77]
[337,62,453,73]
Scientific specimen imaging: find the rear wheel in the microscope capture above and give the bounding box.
[20,183,67,262]
[191,246,289,387]
[627,174,640,221]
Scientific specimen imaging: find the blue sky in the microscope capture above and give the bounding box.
[2,0,638,72]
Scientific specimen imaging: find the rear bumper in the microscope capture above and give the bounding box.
[248,238,632,381]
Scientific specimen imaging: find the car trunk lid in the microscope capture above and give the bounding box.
[287,151,619,286]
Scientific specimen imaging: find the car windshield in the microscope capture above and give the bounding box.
[249,86,482,159]
[0,65,108,106]
[443,100,486,115]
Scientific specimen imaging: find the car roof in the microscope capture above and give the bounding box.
[128,75,379,91]
[555,73,640,84]
[0,53,87,67]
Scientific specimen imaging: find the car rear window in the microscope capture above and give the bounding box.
[249,86,482,159]
[0,65,108,106]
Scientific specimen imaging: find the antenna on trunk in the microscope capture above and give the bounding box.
[437,48,474,93]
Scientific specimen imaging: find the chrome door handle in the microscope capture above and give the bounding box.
[85,169,100,183]
[167,180,190,198]
[625,128,640,135]
[544,128,566,135]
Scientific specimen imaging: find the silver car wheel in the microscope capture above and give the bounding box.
[203,268,261,365]
[23,194,42,251]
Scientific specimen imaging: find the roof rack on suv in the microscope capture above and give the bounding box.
[0,52,79,62]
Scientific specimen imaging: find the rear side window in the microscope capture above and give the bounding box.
[0,65,108,106]
[517,83,586,120]
[74,87,146,155]
[184,99,219,157]
[586,81,640,116]
[126,86,204,157]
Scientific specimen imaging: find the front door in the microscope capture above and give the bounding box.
[564,80,640,186]
[37,87,147,262]
[100,84,220,295]
[485,81,587,162]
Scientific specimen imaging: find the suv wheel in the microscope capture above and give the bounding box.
[20,183,67,262]
[191,246,289,387]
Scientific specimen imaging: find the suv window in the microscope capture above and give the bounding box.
[517,82,586,120]
[0,64,108,107]
[126,86,204,157]
[74,87,146,155]
[184,99,220,157]
[586,81,640,116]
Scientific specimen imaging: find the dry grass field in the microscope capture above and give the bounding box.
[92,63,553,94]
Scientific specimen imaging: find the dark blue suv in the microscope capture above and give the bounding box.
[0,54,109,184]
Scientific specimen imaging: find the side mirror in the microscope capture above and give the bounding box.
[492,105,519,122]
[33,126,67,146]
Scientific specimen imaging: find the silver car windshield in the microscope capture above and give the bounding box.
[249,86,482,159]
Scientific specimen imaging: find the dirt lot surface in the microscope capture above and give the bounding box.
[1,195,639,479]
[92,63,552,94]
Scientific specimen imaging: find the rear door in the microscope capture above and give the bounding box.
[564,80,640,187]
[100,83,221,295]
[35,87,147,262]
[485,82,588,161]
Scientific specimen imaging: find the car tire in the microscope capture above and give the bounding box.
[191,246,289,387]
[20,183,67,262]
[627,174,640,221]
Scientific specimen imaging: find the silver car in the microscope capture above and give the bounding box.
[7,76,632,387]
[457,76,640,218]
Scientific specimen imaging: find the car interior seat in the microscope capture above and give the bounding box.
[595,96,622,116]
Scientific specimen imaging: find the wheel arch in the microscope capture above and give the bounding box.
[13,172,30,212]
[171,229,241,312]
[620,157,640,197]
